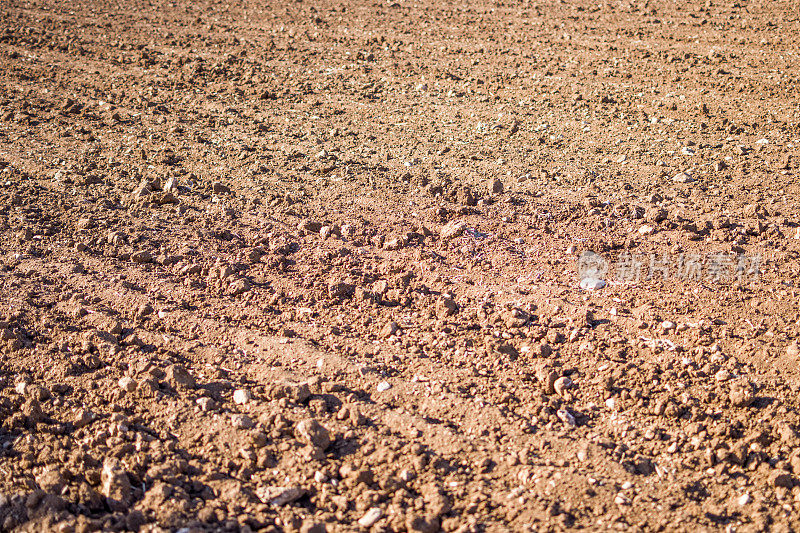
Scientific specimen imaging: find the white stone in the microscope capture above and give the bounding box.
[256,486,307,506]
[358,507,383,528]
[233,389,253,405]
[672,172,694,183]
[579,277,606,290]
[615,493,631,505]
[715,369,732,382]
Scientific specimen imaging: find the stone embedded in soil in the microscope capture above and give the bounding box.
[770,471,794,488]
[130,250,152,264]
[231,414,254,429]
[383,235,405,250]
[212,181,230,194]
[358,507,383,528]
[579,277,606,290]
[165,364,195,389]
[786,342,800,358]
[543,370,558,395]
[136,303,154,318]
[554,376,573,397]
[74,409,96,428]
[456,186,477,206]
[729,381,754,407]
[196,397,218,411]
[22,398,43,423]
[672,172,694,183]
[35,468,65,493]
[251,431,269,448]
[228,277,250,295]
[301,521,327,533]
[328,280,355,299]
[295,418,332,450]
[615,493,631,505]
[233,389,253,405]
[715,369,732,382]
[256,486,308,506]
[276,381,311,403]
[118,376,137,392]
[25,384,50,401]
[440,220,466,240]
[163,176,178,192]
[101,458,132,512]
[381,321,400,338]
[489,177,504,194]
[437,297,458,317]
[557,408,576,427]
[638,224,655,235]
[298,219,323,233]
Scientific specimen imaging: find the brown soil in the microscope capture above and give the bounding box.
[1,0,800,531]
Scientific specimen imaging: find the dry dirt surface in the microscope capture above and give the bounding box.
[1,0,800,531]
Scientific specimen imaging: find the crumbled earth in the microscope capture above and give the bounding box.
[1,0,800,531]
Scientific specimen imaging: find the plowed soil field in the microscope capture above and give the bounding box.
[1,0,800,531]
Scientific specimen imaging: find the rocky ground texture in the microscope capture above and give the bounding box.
[1,0,800,531]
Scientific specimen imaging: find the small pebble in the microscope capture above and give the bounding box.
[556,408,576,427]
[376,381,392,392]
[229,277,251,296]
[358,507,383,528]
[256,485,307,506]
[489,178,504,194]
[440,220,466,240]
[196,397,217,412]
[165,364,196,389]
[118,376,137,393]
[131,250,152,264]
[638,224,655,235]
[231,414,254,429]
[579,277,606,290]
[554,376,573,397]
[295,418,332,450]
[233,389,253,405]
[786,342,799,358]
[74,409,95,428]
[715,369,731,382]
[672,172,694,183]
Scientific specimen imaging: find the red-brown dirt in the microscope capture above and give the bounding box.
[1,0,800,531]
